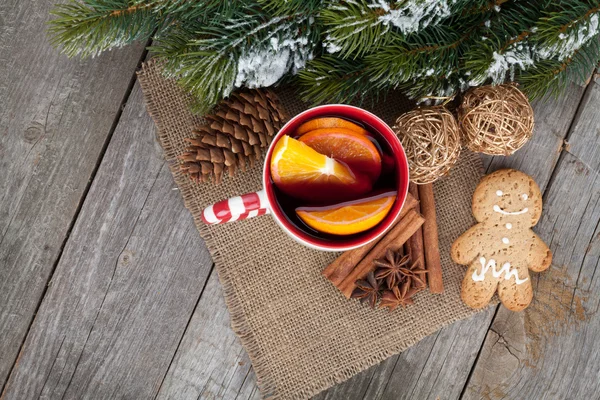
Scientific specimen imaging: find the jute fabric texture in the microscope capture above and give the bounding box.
[138,60,488,399]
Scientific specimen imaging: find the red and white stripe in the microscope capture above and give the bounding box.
[202,190,269,224]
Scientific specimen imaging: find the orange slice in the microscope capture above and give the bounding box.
[271,135,372,202]
[299,128,382,181]
[296,192,396,235]
[297,117,368,136]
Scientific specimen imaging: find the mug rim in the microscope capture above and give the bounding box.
[263,104,410,251]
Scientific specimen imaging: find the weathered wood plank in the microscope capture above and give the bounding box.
[463,79,600,399]
[156,267,403,400]
[308,309,494,400]
[155,84,587,399]
[0,0,145,388]
[1,83,213,399]
[156,271,256,400]
[313,353,400,400]
[234,368,262,400]
[377,310,494,399]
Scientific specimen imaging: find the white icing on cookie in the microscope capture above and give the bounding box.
[502,237,509,244]
[493,205,528,215]
[522,193,528,200]
[472,257,528,284]
[505,223,512,229]
[496,190,503,196]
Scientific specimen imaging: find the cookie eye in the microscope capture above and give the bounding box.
[496,190,503,196]
[521,193,528,200]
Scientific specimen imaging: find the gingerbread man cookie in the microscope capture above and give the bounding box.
[451,169,552,311]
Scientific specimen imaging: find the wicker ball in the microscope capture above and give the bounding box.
[394,106,461,185]
[459,84,534,156]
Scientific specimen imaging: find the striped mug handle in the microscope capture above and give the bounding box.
[201,190,270,224]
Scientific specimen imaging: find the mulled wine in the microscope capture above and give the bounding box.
[269,115,399,243]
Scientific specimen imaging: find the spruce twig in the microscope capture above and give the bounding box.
[520,36,600,100]
[49,0,160,57]
[47,0,600,112]
[258,0,323,15]
[153,5,319,113]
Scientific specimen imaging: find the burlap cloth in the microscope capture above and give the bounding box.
[138,60,487,399]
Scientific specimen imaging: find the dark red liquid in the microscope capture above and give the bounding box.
[272,116,398,243]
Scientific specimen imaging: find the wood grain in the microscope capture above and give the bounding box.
[156,272,256,400]
[0,0,145,389]
[464,79,600,399]
[1,84,213,399]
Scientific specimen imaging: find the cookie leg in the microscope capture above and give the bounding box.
[497,274,533,311]
[461,263,498,309]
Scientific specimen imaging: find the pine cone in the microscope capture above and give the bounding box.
[180,89,289,184]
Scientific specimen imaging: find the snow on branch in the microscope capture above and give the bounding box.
[537,12,599,60]
[370,0,452,35]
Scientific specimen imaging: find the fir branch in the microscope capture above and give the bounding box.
[144,0,243,20]
[463,0,509,15]
[49,0,160,57]
[324,0,499,60]
[463,0,549,85]
[402,74,461,101]
[257,0,323,15]
[534,1,600,60]
[550,1,599,33]
[154,6,319,113]
[321,0,483,59]
[48,0,600,115]
[298,56,385,105]
[109,3,151,16]
[48,0,242,58]
[322,0,479,59]
[320,0,398,58]
[519,36,600,99]
[364,19,476,88]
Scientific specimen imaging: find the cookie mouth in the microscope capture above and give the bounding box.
[493,205,528,215]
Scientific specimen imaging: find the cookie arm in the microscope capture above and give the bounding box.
[527,232,552,272]
[451,224,483,265]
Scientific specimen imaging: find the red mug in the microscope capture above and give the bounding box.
[201,105,410,251]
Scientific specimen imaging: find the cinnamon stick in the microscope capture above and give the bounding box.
[338,209,425,298]
[418,183,443,293]
[322,193,418,286]
[406,183,426,282]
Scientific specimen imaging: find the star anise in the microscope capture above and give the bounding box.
[351,271,381,309]
[373,250,412,289]
[374,249,428,290]
[379,282,421,311]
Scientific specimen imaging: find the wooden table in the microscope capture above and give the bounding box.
[1,2,599,399]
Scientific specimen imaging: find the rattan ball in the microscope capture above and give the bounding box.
[459,84,534,156]
[394,106,461,185]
